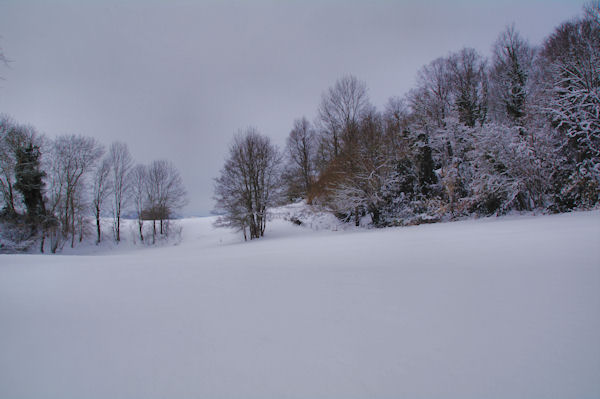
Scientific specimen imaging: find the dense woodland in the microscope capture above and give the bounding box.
[215,4,599,237]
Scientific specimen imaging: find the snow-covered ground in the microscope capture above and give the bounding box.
[1,210,599,398]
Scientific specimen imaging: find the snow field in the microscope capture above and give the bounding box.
[1,210,599,398]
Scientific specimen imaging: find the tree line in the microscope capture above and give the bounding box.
[214,3,599,238]
[0,120,187,253]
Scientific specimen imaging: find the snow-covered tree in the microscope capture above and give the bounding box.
[0,115,21,215]
[538,10,600,209]
[14,134,46,221]
[448,48,488,128]
[470,123,553,214]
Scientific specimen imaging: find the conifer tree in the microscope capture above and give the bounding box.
[14,142,46,221]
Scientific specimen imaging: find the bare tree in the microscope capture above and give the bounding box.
[331,110,395,225]
[284,117,316,199]
[129,164,148,242]
[447,48,488,128]
[317,75,370,159]
[52,134,103,248]
[44,146,65,253]
[72,183,89,243]
[213,128,282,240]
[91,157,111,244]
[382,97,409,145]
[409,50,486,129]
[0,115,20,215]
[489,25,535,126]
[145,159,187,243]
[408,56,453,129]
[108,141,132,242]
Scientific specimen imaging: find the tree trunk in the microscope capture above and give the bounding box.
[371,207,380,226]
[7,183,16,215]
[96,207,101,244]
[70,198,75,248]
[138,219,144,242]
[63,205,69,236]
[153,219,156,244]
[51,227,58,254]
[116,209,121,242]
[333,133,339,157]
[260,214,266,237]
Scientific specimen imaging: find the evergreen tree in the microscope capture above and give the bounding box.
[14,143,46,220]
[415,133,437,194]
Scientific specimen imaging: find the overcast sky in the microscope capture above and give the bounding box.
[0,0,586,215]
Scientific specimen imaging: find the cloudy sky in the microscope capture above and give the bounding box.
[0,0,585,215]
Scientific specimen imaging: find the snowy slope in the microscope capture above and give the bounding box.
[1,211,599,398]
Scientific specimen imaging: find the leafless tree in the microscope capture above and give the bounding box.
[408,50,486,130]
[108,141,132,242]
[0,115,20,214]
[51,134,103,248]
[488,25,535,126]
[91,157,111,244]
[129,164,148,242]
[383,97,411,150]
[408,57,453,130]
[145,159,187,243]
[317,75,370,159]
[447,48,488,128]
[44,148,64,253]
[284,117,316,199]
[213,128,282,240]
[331,110,395,225]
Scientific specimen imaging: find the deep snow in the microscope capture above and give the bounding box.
[1,210,599,398]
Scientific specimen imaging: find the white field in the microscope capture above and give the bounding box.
[1,210,599,399]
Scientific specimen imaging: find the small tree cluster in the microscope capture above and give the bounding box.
[139,160,188,243]
[0,116,188,252]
